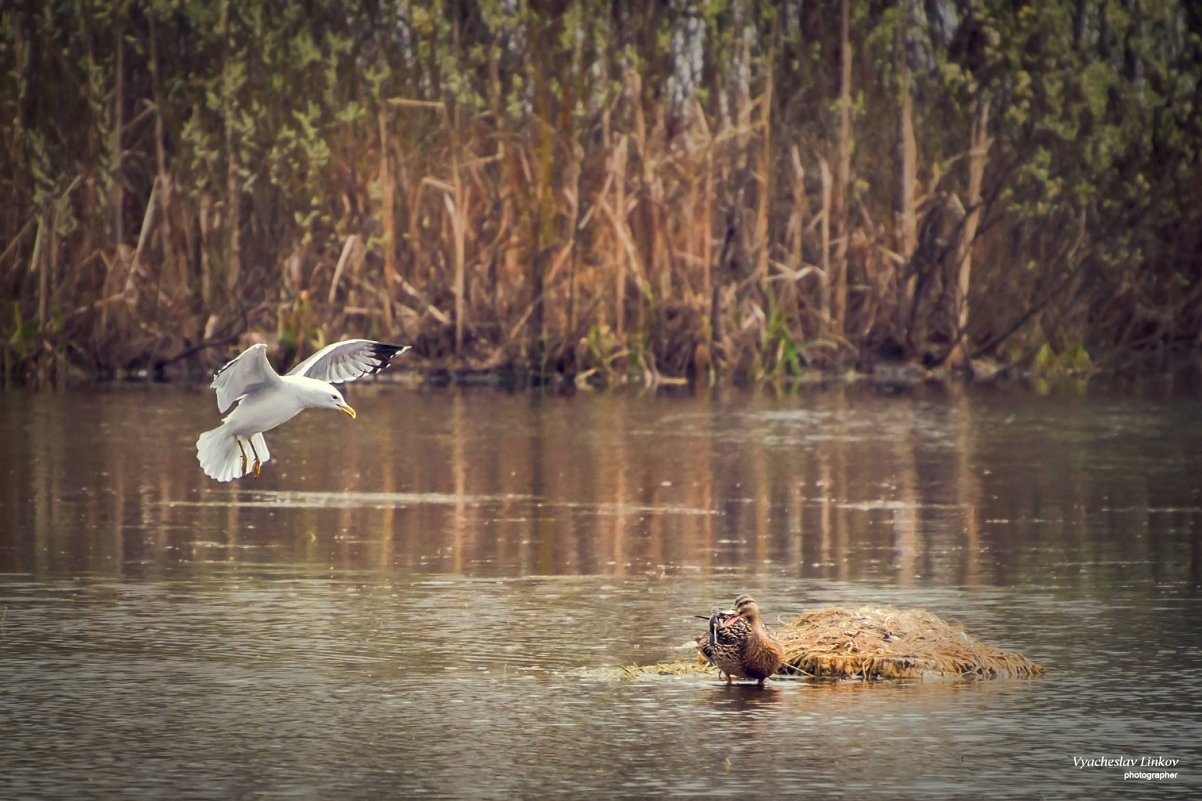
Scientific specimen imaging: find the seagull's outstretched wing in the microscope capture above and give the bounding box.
[286,340,410,384]
[210,343,282,413]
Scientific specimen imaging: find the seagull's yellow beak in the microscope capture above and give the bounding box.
[339,404,357,419]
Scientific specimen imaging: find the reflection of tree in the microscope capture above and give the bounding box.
[4,386,1198,593]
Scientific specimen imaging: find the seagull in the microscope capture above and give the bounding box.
[196,339,410,482]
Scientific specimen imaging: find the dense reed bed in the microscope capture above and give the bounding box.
[3,2,1200,387]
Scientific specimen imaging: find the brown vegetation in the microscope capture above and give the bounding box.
[639,605,1044,681]
[3,2,1200,387]
[774,605,1044,680]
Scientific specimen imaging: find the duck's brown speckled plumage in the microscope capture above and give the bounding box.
[697,594,785,687]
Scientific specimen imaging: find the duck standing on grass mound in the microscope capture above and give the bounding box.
[698,594,785,688]
[196,339,409,482]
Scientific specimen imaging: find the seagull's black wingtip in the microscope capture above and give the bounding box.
[365,342,412,373]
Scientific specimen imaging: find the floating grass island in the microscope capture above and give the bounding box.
[628,606,1045,681]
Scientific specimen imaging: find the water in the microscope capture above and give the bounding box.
[1,381,1200,799]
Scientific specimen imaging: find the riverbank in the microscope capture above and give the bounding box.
[24,350,1201,403]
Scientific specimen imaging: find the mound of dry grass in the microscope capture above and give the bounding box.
[774,605,1044,680]
[628,605,1045,681]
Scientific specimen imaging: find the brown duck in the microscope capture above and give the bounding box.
[698,594,785,688]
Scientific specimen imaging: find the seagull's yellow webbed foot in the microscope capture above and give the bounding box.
[248,437,262,479]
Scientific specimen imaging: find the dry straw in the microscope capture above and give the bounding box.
[773,605,1044,680]
[634,605,1044,681]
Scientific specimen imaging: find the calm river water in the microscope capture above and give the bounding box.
[1,379,1200,799]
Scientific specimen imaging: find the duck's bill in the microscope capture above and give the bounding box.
[339,405,357,419]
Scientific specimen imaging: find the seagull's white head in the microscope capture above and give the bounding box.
[297,378,357,419]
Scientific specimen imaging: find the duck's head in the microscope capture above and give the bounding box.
[720,593,762,627]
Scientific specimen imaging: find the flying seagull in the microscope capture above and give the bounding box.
[196,339,410,482]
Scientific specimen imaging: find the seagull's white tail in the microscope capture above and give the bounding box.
[196,426,271,482]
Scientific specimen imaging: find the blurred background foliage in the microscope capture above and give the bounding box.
[2,0,1200,386]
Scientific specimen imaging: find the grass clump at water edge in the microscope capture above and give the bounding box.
[621,606,1045,682]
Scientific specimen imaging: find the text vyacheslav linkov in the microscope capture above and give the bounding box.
[1074,756,1179,769]
[1074,755,1182,781]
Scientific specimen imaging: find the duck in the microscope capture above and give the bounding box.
[697,594,785,688]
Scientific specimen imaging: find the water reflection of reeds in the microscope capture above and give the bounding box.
[2,385,1199,589]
